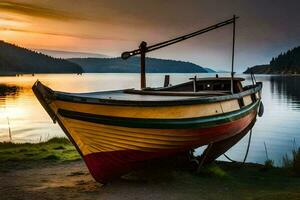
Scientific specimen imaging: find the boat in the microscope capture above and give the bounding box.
[33,16,263,183]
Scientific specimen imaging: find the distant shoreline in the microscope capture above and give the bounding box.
[244,73,300,76]
[0,72,223,76]
[3,72,300,77]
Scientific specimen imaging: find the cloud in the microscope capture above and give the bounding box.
[0,17,29,27]
[0,16,29,22]
[0,27,130,41]
[0,0,299,71]
[0,1,85,21]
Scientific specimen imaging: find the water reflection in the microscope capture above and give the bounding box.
[0,74,299,165]
[270,76,300,109]
[223,75,300,166]
[0,84,21,114]
[0,84,20,96]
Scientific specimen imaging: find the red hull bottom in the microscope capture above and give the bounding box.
[84,150,177,183]
[83,111,256,183]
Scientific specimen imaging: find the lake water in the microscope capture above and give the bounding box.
[0,73,299,166]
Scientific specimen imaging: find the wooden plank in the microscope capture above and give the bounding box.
[220,99,240,113]
[243,95,252,106]
[54,100,224,119]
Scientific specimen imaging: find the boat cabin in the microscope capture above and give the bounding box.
[125,77,246,97]
[158,77,244,93]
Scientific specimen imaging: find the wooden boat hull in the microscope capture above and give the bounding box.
[32,81,262,183]
[81,110,256,183]
[197,116,257,165]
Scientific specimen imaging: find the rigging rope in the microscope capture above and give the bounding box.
[223,129,253,164]
[121,16,239,59]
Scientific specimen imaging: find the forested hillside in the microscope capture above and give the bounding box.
[69,57,209,73]
[244,46,300,74]
[0,41,83,74]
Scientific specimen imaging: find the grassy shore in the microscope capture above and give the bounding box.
[0,138,80,162]
[0,138,300,200]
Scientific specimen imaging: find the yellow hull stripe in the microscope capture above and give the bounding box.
[52,98,244,119]
[59,117,210,155]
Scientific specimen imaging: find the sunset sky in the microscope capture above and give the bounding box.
[0,0,299,71]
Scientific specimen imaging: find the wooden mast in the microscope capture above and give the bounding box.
[140,41,147,89]
[231,15,236,94]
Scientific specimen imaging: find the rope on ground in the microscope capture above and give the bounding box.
[223,129,253,164]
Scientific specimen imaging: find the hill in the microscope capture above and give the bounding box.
[243,64,271,74]
[203,67,216,73]
[0,41,83,75]
[34,49,109,59]
[244,46,300,74]
[69,57,209,73]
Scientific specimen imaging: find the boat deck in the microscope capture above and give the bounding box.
[55,89,226,102]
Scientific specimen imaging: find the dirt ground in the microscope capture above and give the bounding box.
[1,160,300,200]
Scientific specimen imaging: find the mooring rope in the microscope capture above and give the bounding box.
[223,129,253,164]
[223,153,237,162]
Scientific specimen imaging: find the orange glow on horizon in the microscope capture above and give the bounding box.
[0,0,299,71]
[0,7,128,55]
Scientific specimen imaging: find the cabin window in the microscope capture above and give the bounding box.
[238,98,245,108]
[251,93,257,102]
[168,79,245,93]
[235,82,244,93]
[195,81,233,91]
[212,83,222,90]
[197,84,204,90]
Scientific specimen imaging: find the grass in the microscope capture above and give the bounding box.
[283,147,300,176]
[262,159,274,171]
[125,159,300,199]
[293,148,300,175]
[198,163,229,178]
[0,139,300,199]
[0,137,80,163]
[192,161,300,200]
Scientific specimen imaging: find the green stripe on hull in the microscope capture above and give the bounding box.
[58,100,260,129]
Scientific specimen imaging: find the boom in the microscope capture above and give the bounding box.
[121,15,238,89]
